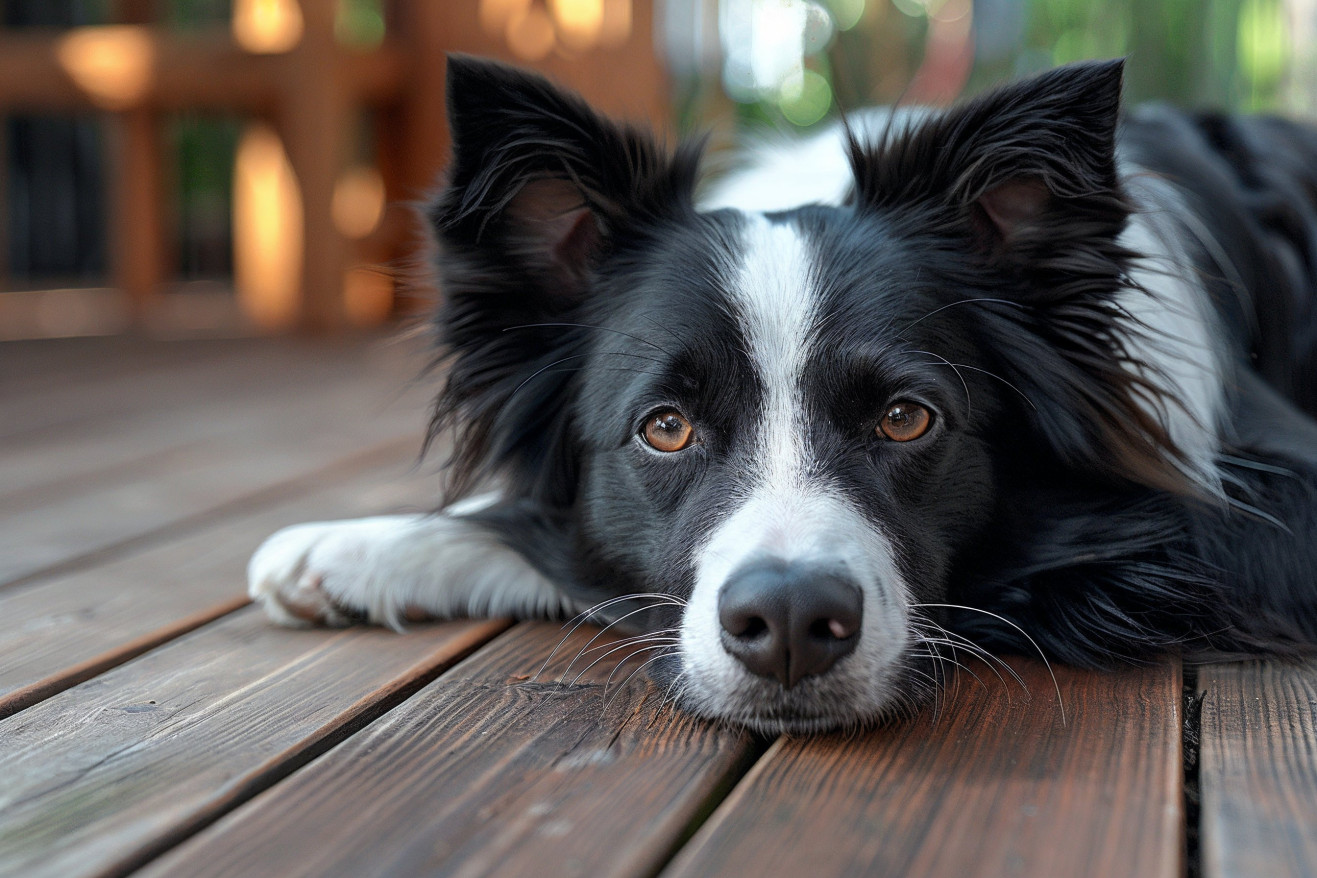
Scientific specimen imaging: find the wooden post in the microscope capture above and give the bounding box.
[281,0,350,331]
[110,0,169,317]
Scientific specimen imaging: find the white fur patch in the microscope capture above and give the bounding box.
[248,500,578,630]
[678,214,910,726]
[701,109,927,212]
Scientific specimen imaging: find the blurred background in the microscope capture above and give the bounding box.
[1,0,1313,340]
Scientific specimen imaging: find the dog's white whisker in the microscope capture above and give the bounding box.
[915,603,1065,726]
[533,593,686,682]
[569,638,680,688]
[602,649,680,716]
[558,603,683,682]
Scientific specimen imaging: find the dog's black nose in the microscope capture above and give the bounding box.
[718,561,863,688]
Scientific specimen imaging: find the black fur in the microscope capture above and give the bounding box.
[425,56,1317,727]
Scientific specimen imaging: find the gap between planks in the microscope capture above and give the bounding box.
[1,335,434,588]
[1199,659,1317,878]
[663,658,1184,878]
[0,609,511,878]
[136,623,757,878]
[0,440,441,719]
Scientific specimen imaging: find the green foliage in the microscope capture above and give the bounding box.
[714,0,1299,136]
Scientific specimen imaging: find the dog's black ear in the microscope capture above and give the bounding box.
[434,55,697,295]
[850,59,1128,255]
[856,61,1205,496]
[427,56,700,502]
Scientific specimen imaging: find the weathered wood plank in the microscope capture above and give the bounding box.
[0,444,437,718]
[0,609,507,878]
[1200,659,1317,878]
[137,623,757,878]
[0,336,242,404]
[1,337,271,442]
[664,659,1182,878]
[0,339,432,587]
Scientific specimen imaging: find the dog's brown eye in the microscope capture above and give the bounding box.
[878,402,932,442]
[643,411,695,452]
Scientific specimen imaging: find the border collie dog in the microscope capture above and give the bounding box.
[250,56,1317,733]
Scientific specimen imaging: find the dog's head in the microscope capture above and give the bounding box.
[427,56,1184,733]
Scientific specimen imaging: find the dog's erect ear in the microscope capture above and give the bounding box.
[850,59,1128,253]
[427,57,700,503]
[855,61,1204,495]
[433,55,697,298]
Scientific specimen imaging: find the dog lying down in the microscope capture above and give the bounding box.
[250,56,1317,734]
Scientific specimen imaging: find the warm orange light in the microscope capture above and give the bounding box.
[343,266,394,326]
[56,26,154,110]
[332,166,386,240]
[480,0,532,38]
[233,0,304,54]
[506,5,557,60]
[234,124,303,331]
[600,0,632,48]
[549,0,604,50]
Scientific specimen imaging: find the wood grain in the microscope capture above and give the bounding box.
[138,623,757,878]
[0,443,441,717]
[2,337,283,444]
[1,337,431,587]
[665,658,1183,878]
[1199,659,1317,878]
[0,608,507,878]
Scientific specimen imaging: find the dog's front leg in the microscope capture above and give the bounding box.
[247,496,579,629]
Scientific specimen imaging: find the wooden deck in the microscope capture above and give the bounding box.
[2,335,1315,878]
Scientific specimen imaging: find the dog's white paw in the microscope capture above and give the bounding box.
[247,519,396,628]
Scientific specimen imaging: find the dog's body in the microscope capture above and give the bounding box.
[250,58,1317,733]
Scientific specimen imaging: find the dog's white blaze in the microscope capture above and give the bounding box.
[735,215,819,500]
[680,214,910,713]
[706,121,1228,495]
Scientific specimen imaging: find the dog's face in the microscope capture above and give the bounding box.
[430,57,1173,732]
[565,209,1001,730]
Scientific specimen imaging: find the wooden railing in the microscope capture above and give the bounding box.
[0,0,665,332]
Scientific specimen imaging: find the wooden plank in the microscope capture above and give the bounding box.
[0,340,433,587]
[0,608,508,878]
[665,659,1183,878]
[0,443,439,718]
[0,336,417,449]
[0,336,250,427]
[137,623,757,878]
[0,338,421,500]
[1200,660,1317,878]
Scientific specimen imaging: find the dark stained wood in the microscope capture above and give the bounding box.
[110,108,168,311]
[1,338,432,587]
[664,659,1183,878]
[0,444,438,718]
[1199,660,1317,878]
[0,609,508,878]
[137,623,757,878]
[0,337,422,463]
[0,337,261,441]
